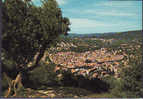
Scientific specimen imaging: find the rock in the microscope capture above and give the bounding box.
[57,74,63,80]
[49,93,56,98]
[41,96,48,98]
[74,95,78,98]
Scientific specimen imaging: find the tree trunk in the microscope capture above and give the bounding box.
[26,44,47,71]
[4,41,52,97]
[26,41,51,71]
[4,73,24,97]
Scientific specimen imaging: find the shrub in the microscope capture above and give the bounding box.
[110,60,143,98]
[27,62,58,89]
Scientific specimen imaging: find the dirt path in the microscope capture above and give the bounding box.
[13,87,94,98]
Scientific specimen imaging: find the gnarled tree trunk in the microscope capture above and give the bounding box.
[4,41,51,97]
[4,73,23,97]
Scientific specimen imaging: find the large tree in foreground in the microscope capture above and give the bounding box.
[2,0,70,97]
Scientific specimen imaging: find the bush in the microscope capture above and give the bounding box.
[102,76,117,90]
[120,62,143,97]
[110,61,143,98]
[27,62,58,89]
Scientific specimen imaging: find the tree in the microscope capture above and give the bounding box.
[120,61,143,97]
[111,47,143,98]
[2,0,70,97]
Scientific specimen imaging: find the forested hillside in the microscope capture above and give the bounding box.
[96,30,142,40]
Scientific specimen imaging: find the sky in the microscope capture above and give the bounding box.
[32,0,142,34]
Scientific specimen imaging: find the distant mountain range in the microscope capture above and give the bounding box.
[67,33,104,38]
[67,30,142,39]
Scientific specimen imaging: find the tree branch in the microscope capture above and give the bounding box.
[26,42,48,71]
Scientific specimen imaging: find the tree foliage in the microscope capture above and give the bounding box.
[2,0,70,73]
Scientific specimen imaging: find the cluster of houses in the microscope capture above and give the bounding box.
[37,38,140,79]
[49,48,124,79]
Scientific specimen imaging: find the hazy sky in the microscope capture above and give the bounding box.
[32,0,142,34]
